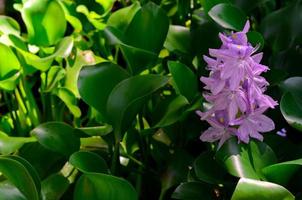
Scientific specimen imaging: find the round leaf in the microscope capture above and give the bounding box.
[262,158,302,186]
[280,92,302,131]
[78,62,130,120]
[231,178,294,200]
[74,173,138,200]
[208,3,247,31]
[69,151,109,174]
[107,74,169,135]
[216,138,277,179]
[164,25,191,54]
[31,122,80,156]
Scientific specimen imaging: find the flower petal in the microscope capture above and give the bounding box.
[251,114,275,132]
[200,127,223,142]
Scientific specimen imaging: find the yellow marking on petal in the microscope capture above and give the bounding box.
[232,34,237,39]
[219,117,224,123]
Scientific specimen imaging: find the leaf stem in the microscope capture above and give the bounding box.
[111,129,120,175]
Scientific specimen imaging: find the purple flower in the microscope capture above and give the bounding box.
[197,21,277,148]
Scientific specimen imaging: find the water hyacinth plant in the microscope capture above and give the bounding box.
[197,21,278,147]
[0,0,302,200]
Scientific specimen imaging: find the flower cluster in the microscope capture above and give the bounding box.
[197,21,277,148]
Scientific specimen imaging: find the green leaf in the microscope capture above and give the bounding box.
[0,181,26,200]
[164,25,191,54]
[21,0,67,46]
[0,156,40,200]
[199,0,230,14]
[31,122,80,156]
[125,2,169,54]
[41,173,69,200]
[152,95,189,127]
[0,16,20,36]
[76,125,113,137]
[107,74,169,136]
[65,50,105,98]
[260,2,302,52]
[216,138,277,179]
[0,42,20,90]
[172,182,213,200]
[280,92,302,131]
[105,2,169,74]
[74,173,138,200]
[262,158,302,186]
[231,178,294,200]
[78,62,130,120]
[194,151,227,184]
[69,151,109,174]
[107,2,141,32]
[0,131,37,155]
[168,61,198,102]
[16,36,73,72]
[281,77,302,99]
[52,87,81,118]
[208,3,247,31]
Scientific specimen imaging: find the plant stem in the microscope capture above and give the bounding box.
[111,129,121,175]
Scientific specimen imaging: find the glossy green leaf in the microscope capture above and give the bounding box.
[78,62,130,120]
[194,151,227,184]
[21,0,67,46]
[172,182,213,200]
[262,159,302,186]
[76,125,113,137]
[74,173,138,200]
[69,151,109,173]
[41,173,69,200]
[280,92,302,131]
[152,95,189,127]
[125,2,169,54]
[208,3,247,31]
[0,131,37,155]
[0,16,20,36]
[231,178,294,200]
[65,50,104,98]
[107,2,140,32]
[31,122,80,156]
[281,76,302,99]
[260,2,302,52]
[52,87,81,118]
[107,74,169,135]
[105,2,169,74]
[216,138,277,179]
[0,42,20,89]
[168,61,198,102]
[0,156,40,200]
[199,0,230,14]
[0,181,26,200]
[164,25,191,54]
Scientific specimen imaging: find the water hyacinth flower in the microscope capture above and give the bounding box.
[197,21,278,148]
